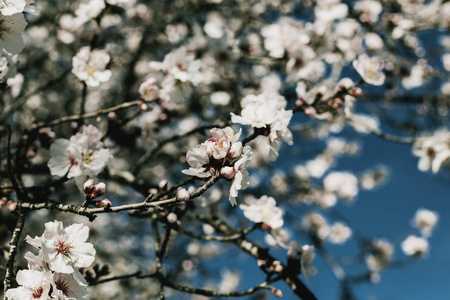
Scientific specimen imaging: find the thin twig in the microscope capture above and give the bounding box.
[162,277,276,297]
[175,224,258,242]
[33,100,141,129]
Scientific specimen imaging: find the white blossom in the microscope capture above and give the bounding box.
[413,208,438,237]
[328,222,352,244]
[323,171,358,201]
[25,221,95,274]
[229,146,252,206]
[301,245,318,282]
[51,272,89,299]
[366,239,393,271]
[352,54,385,86]
[47,125,112,182]
[240,195,284,229]
[315,0,348,22]
[5,270,53,300]
[0,0,38,16]
[412,129,450,173]
[401,235,429,257]
[72,46,112,87]
[75,0,105,23]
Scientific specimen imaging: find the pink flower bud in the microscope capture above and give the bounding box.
[220,166,236,179]
[328,98,344,109]
[304,106,317,117]
[167,212,178,224]
[92,182,106,198]
[148,188,158,195]
[228,142,243,160]
[177,188,190,201]
[261,223,272,231]
[7,201,17,211]
[270,260,283,273]
[350,87,363,97]
[83,178,95,194]
[272,288,283,298]
[96,199,112,208]
[257,259,266,268]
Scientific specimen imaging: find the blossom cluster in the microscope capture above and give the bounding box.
[182,126,252,206]
[400,208,439,258]
[47,125,112,186]
[5,221,95,300]
[72,46,112,87]
[412,129,450,174]
[231,91,293,160]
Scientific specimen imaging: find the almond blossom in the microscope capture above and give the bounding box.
[301,245,318,282]
[231,92,293,161]
[240,195,284,229]
[0,0,38,16]
[412,129,450,173]
[51,272,89,299]
[401,235,429,257]
[25,221,95,274]
[182,127,252,205]
[323,171,359,201]
[352,54,385,86]
[413,208,438,237]
[228,145,252,206]
[72,46,112,87]
[150,46,203,103]
[47,124,112,181]
[5,269,53,300]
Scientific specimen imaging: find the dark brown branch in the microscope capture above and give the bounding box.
[3,212,25,295]
[199,215,318,300]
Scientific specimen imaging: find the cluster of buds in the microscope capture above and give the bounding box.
[182,127,244,178]
[83,178,111,208]
[0,197,17,211]
[269,260,284,274]
[182,127,253,205]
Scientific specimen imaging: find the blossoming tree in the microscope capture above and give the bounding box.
[0,0,448,299]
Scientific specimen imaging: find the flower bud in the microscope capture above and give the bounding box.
[350,87,363,97]
[177,188,190,201]
[228,142,243,160]
[304,106,317,117]
[272,288,283,298]
[220,166,236,179]
[83,178,95,194]
[328,98,344,109]
[7,200,17,211]
[96,199,112,208]
[167,212,178,224]
[92,182,106,198]
[270,260,283,273]
[257,259,266,268]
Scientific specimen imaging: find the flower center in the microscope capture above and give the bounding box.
[0,19,13,40]
[31,286,44,299]
[56,240,71,256]
[82,151,94,164]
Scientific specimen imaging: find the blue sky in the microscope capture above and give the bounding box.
[228,127,450,300]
